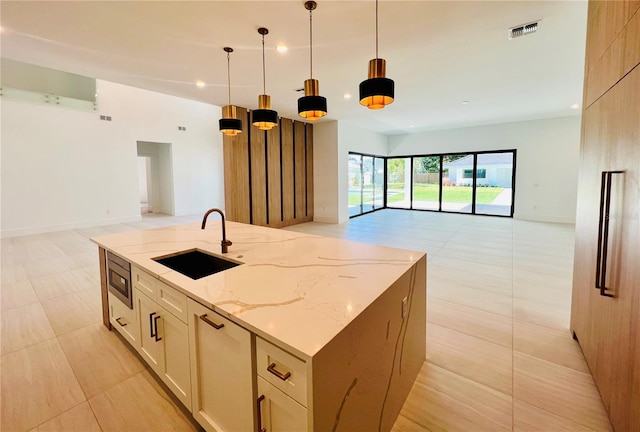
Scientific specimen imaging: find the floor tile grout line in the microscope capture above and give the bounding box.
[427,320,513,349]
[419,377,514,431]
[0,333,59,358]
[512,398,607,432]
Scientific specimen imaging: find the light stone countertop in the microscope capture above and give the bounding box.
[92,220,425,359]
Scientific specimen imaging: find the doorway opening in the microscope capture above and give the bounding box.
[137,156,153,214]
[136,141,175,216]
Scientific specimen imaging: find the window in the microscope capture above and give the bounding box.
[463,169,486,178]
[349,150,516,218]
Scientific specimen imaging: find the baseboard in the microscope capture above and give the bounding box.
[1,215,143,238]
[514,213,576,225]
[313,216,339,224]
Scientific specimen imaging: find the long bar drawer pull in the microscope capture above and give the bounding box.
[150,312,157,338]
[267,363,291,381]
[595,170,623,298]
[153,314,162,342]
[200,314,224,330]
[115,317,127,327]
[257,395,266,432]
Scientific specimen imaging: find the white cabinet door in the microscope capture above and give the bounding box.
[188,299,254,432]
[257,376,308,432]
[136,289,192,411]
[136,290,163,371]
[159,308,191,410]
[108,292,140,349]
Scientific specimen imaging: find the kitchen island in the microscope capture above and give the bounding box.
[93,219,426,432]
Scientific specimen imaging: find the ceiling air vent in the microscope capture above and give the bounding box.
[509,21,540,39]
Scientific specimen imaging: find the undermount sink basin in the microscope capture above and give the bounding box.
[153,249,241,280]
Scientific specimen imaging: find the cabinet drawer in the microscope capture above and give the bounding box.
[157,282,188,324]
[132,266,188,323]
[109,292,140,348]
[132,266,156,298]
[257,338,307,407]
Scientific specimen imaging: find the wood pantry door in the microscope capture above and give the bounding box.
[571,64,640,432]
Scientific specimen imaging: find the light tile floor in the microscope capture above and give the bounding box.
[0,210,611,431]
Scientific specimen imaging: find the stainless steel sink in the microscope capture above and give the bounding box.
[153,249,241,280]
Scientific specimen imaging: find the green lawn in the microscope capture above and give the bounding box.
[349,184,504,205]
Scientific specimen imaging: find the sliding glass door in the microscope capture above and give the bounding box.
[412,156,440,210]
[349,152,385,217]
[349,150,516,218]
[387,158,410,209]
[442,154,473,213]
[474,152,514,216]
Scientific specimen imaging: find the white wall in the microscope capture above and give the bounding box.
[137,157,149,204]
[1,79,224,237]
[388,116,582,223]
[313,120,389,224]
[313,121,339,223]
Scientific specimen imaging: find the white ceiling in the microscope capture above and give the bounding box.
[0,1,587,135]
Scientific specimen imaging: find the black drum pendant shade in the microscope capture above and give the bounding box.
[252,28,278,131]
[219,47,242,136]
[359,59,394,109]
[359,0,395,110]
[298,94,327,120]
[298,1,327,121]
[219,105,242,136]
[253,94,278,131]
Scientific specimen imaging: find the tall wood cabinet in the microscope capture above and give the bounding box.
[571,2,640,431]
[223,107,314,229]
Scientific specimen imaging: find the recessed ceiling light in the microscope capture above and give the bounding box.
[277,44,288,53]
[409,125,415,128]
[571,103,580,109]
[462,100,470,105]
[344,93,352,100]
[196,81,205,88]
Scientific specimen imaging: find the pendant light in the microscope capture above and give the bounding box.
[298,1,327,121]
[359,0,394,110]
[252,27,278,131]
[219,47,243,136]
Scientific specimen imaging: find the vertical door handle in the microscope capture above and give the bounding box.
[595,170,623,297]
[153,314,162,342]
[149,312,157,338]
[257,395,266,432]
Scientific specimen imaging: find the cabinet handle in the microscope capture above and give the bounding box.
[153,314,162,342]
[115,317,127,327]
[595,170,623,298]
[150,312,157,338]
[267,363,291,381]
[200,314,224,330]
[257,395,266,432]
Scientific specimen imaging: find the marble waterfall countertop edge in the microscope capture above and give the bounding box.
[92,220,425,359]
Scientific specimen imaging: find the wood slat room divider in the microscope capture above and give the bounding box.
[223,107,314,228]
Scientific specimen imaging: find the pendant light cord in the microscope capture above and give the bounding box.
[309,8,313,79]
[261,34,266,94]
[375,0,379,59]
[226,51,231,105]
